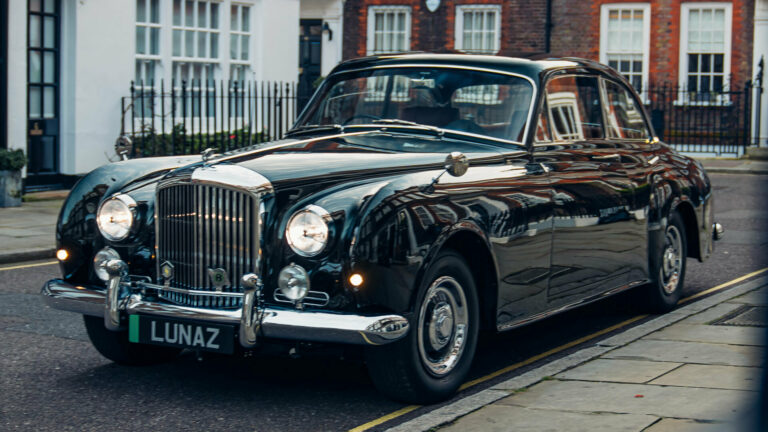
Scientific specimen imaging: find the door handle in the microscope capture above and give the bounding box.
[593,153,620,162]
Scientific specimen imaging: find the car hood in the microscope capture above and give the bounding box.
[193,131,511,187]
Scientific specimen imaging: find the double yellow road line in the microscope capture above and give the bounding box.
[349,266,768,432]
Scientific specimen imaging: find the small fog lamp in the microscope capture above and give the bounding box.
[277,264,310,302]
[56,249,69,261]
[349,273,364,287]
[93,247,121,281]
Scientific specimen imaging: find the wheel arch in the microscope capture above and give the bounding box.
[672,199,701,260]
[418,225,500,332]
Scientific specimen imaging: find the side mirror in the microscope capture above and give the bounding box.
[444,152,469,177]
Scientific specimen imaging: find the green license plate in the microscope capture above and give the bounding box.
[128,315,235,354]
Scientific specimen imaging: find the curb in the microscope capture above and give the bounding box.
[0,248,56,265]
[386,275,768,432]
[703,167,768,175]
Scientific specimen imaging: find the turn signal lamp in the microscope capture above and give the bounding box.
[349,273,364,287]
[56,249,69,261]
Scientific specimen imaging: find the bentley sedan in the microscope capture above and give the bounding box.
[42,54,721,404]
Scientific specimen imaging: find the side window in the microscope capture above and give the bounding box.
[544,75,604,141]
[534,101,551,143]
[603,80,650,139]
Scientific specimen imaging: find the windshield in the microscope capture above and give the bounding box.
[296,67,534,142]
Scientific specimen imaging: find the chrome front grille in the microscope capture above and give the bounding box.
[156,182,258,309]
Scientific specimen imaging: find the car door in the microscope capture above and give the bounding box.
[532,73,637,309]
[602,77,660,284]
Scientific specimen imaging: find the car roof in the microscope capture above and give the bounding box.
[330,53,625,84]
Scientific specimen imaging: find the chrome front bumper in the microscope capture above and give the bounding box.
[41,277,409,348]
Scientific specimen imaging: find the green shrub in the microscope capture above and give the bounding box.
[0,149,26,171]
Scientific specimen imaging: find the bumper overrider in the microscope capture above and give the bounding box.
[41,259,409,348]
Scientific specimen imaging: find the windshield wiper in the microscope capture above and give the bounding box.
[368,119,445,137]
[285,124,344,137]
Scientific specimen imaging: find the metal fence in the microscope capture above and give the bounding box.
[121,75,763,159]
[641,78,760,157]
[120,80,311,158]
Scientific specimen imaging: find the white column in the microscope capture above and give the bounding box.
[6,1,27,177]
[755,0,768,147]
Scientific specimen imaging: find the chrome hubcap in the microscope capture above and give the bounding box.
[660,224,682,294]
[417,276,468,377]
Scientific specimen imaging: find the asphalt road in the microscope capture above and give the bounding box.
[1,173,767,432]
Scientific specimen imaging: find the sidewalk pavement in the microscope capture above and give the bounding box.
[394,276,768,432]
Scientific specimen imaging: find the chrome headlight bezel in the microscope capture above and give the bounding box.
[96,194,138,242]
[93,247,121,281]
[285,205,332,257]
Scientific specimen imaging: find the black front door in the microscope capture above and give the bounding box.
[26,0,60,189]
[1,0,7,150]
[298,19,322,110]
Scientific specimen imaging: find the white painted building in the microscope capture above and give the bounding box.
[755,0,768,147]
[2,0,343,191]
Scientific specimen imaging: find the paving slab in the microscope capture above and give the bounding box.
[680,302,746,325]
[729,287,768,306]
[603,339,764,367]
[555,359,682,384]
[643,323,765,346]
[497,380,754,422]
[643,418,730,432]
[440,405,658,432]
[650,364,762,391]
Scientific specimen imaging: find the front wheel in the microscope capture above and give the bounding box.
[641,210,688,312]
[365,251,479,404]
[83,315,181,365]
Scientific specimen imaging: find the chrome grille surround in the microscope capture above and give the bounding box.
[155,164,272,309]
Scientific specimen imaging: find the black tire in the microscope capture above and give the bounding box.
[83,315,181,365]
[365,251,479,404]
[642,210,687,313]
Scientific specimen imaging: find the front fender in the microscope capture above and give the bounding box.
[57,156,200,282]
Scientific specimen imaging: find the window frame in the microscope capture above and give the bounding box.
[454,4,502,55]
[678,2,732,105]
[135,0,162,85]
[598,3,651,93]
[366,5,412,55]
[536,73,607,145]
[599,77,653,141]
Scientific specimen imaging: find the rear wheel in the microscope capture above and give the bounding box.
[642,211,687,312]
[83,315,181,365]
[365,251,479,404]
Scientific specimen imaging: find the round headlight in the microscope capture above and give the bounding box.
[285,205,331,257]
[96,194,137,241]
[93,247,121,281]
[277,264,310,301]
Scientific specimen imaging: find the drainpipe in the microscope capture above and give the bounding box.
[545,0,553,54]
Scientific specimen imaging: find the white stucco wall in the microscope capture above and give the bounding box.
[64,0,135,175]
[256,0,301,82]
[9,0,304,179]
[300,0,344,76]
[755,0,768,147]
[7,1,28,177]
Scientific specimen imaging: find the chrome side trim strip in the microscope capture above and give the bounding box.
[41,279,409,346]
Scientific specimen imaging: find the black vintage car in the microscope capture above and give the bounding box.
[43,54,722,404]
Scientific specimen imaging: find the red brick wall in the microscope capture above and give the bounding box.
[549,0,754,85]
[342,0,549,60]
[343,0,754,85]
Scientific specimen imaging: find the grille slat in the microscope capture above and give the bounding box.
[157,183,258,309]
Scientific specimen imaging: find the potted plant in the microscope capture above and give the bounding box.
[0,148,27,207]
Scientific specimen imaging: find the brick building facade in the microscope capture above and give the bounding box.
[342,0,756,87]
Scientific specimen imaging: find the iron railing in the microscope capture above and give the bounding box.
[640,80,757,156]
[121,79,312,158]
[120,77,763,158]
